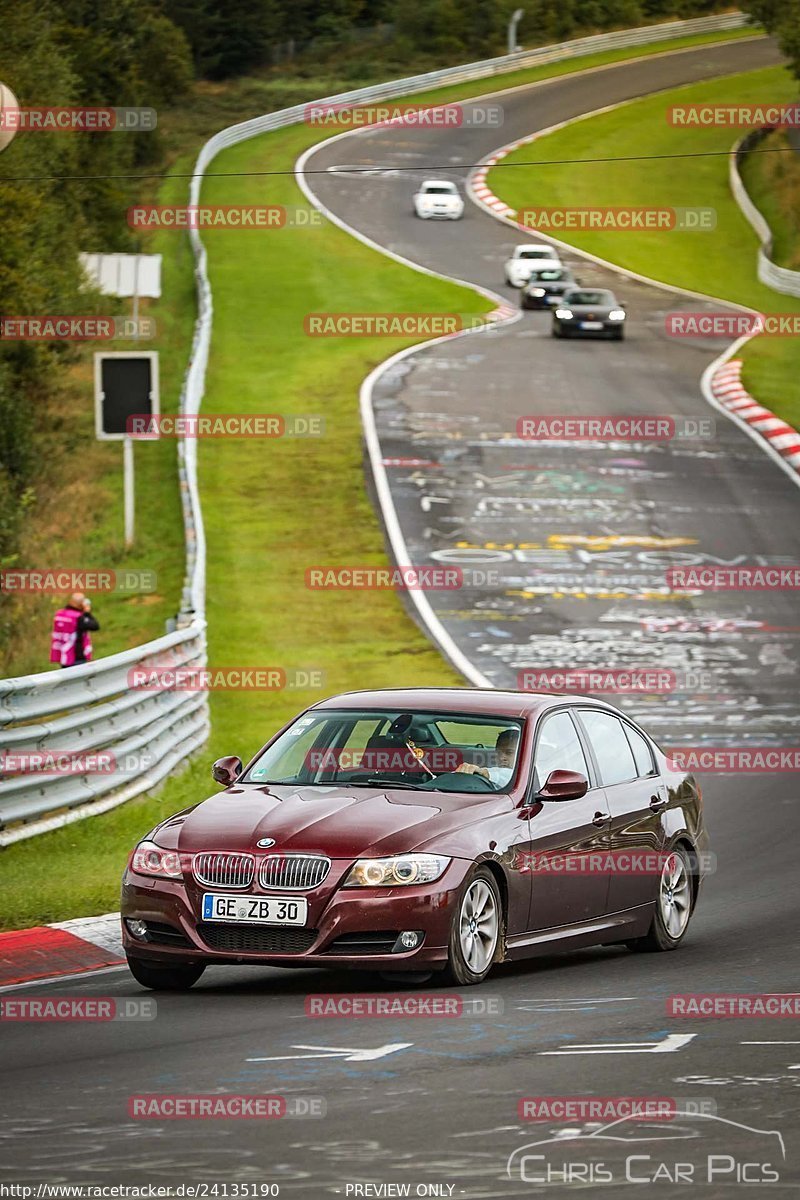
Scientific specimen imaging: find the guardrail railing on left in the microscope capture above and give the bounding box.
[0,623,209,846]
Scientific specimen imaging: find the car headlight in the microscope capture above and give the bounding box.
[608,309,626,321]
[131,840,183,879]
[343,854,450,887]
[555,308,573,319]
[528,288,546,297]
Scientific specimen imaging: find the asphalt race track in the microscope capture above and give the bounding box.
[3,37,800,1197]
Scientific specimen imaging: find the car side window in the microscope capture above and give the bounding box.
[576,710,637,786]
[624,723,656,778]
[533,711,589,791]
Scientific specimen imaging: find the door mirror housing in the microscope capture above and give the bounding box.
[212,755,243,787]
[537,768,588,801]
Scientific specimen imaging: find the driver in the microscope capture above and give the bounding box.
[455,728,519,788]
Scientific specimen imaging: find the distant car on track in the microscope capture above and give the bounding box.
[122,687,707,991]
[413,180,464,220]
[552,288,627,339]
[504,243,561,287]
[521,265,579,310]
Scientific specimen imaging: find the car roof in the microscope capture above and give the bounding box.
[515,243,557,252]
[309,687,622,720]
[421,179,456,188]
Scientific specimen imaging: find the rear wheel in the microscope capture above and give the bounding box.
[126,954,206,991]
[444,867,503,985]
[627,845,694,952]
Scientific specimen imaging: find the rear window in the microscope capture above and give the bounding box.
[576,710,637,786]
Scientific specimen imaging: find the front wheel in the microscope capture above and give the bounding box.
[627,845,694,952]
[127,954,206,991]
[444,867,503,985]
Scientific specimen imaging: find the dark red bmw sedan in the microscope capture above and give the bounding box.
[121,688,709,990]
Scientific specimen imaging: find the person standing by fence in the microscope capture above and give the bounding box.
[50,592,100,668]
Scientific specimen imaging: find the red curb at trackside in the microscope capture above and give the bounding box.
[0,924,124,987]
[710,359,800,474]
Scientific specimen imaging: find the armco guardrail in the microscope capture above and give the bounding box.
[0,625,209,844]
[0,11,750,843]
[730,128,800,298]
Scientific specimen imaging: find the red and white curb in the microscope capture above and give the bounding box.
[0,913,123,989]
[710,359,800,475]
[471,149,519,220]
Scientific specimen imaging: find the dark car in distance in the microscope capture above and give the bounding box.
[552,288,627,339]
[521,266,578,309]
[121,688,708,990]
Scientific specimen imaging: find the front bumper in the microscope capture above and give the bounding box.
[121,858,469,970]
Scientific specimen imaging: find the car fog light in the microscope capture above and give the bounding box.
[126,919,148,939]
[394,930,424,952]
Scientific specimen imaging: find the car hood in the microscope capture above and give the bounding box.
[152,783,499,859]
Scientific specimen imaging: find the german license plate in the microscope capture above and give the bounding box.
[581,321,604,330]
[201,893,307,925]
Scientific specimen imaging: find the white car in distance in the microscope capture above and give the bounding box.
[413,180,464,220]
[504,243,562,287]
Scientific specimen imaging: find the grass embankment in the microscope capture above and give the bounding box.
[488,66,800,429]
[0,24,761,928]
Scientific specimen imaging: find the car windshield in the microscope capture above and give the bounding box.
[530,269,567,281]
[423,185,456,194]
[518,248,554,259]
[243,708,524,793]
[564,290,614,306]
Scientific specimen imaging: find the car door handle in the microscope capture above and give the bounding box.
[592,811,610,826]
[650,787,669,811]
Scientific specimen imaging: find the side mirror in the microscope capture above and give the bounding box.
[537,769,588,802]
[212,755,243,787]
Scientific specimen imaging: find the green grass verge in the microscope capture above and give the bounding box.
[0,23,762,930]
[488,65,800,429]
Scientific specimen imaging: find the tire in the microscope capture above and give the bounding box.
[613,328,624,341]
[126,954,206,991]
[626,845,694,953]
[443,866,504,986]
[552,324,562,338]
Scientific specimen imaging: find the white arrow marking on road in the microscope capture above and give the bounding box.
[247,1042,412,1063]
[540,1032,696,1055]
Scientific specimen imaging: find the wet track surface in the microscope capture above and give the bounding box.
[3,36,800,1197]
